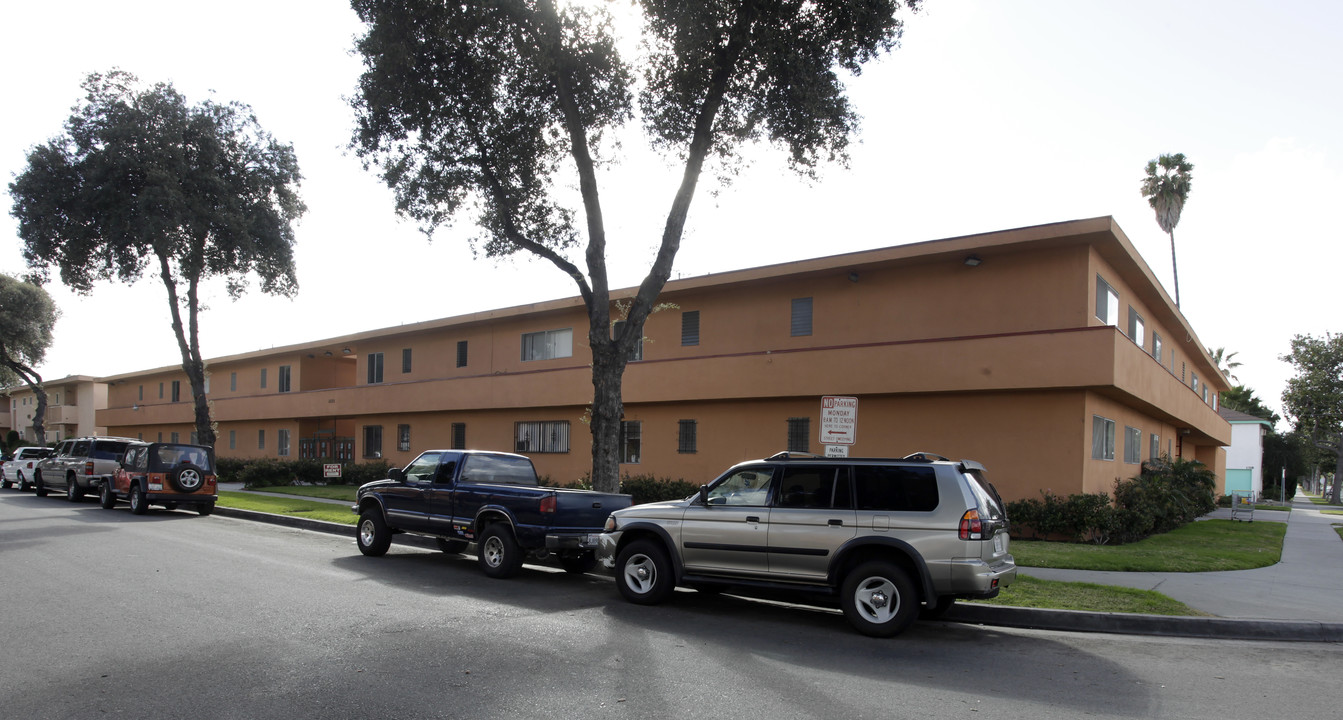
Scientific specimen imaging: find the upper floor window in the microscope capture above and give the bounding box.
[1153,333,1164,365]
[368,352,385,384]
[681,310,700,346]
[260,368,268,389]
[521,329,573,361]
[456,340,469,368]
[1191,372,1200,395]
[1127,307,1145,348]
[791,297,813,337]
[1095,275,1119,326]
[171,380,181,403]
[230,372,237,392]
[402,348,412,374]
[278,365,292,393]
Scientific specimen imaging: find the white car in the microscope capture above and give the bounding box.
[2,447,51,491]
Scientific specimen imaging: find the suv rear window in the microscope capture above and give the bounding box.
[853,465,940,512]
[963,469,1005,521]
[91,440,130,460]
[149,446,214,473]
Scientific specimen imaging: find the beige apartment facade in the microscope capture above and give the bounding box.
[6,375,109,443]
[95,217,1230,502]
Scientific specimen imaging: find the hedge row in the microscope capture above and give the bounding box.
[218,457,391,488]
[1006,456,1216,545]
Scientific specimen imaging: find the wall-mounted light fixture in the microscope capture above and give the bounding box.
[964,255,982,267]
[324,350,333,357]
[342,348,352,355]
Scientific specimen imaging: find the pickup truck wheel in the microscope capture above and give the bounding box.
[840,561,918,638]
[436,538,468,555]
[357,510,392,556]
[67,475,84,502]
[99,483,116,509]
[33,475,47,497]
[477,525,523,578]
[559,552,598,575]
[129,485,149,515]
[615,539,675,605]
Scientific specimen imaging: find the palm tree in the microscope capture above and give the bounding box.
[1208,346,1241,382]
[1140,153,1194,308]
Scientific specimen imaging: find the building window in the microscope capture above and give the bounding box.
[229,430,237,450]
[1191,373,1199,394]
[515,420,570,453]
[787,417,810,453]
[1091,416,1116,461]
[1203,385,1210,404]
[1150,433,1160,462]
[258,429,266,450]
[367,352,385,384]
[678,420,698,454]
[157,432,163,442]
[1127,307,1145,348]
[171,380,181,402]
[620,421,642,464]
[1095,275,1119,326]
[398,424,411,452]
[278,365,292,393]
[171,431,180,443]
[1153,333,1164,365]
[138,385,143,402]
[230,372,237,392]
[612,320,643,361]
[402,348,412,374]
[364,425,383,458]
[1124,426,1142,464]
[681,310,700,346]
[456,340,468,368]
[278,429,291,457]
[203,377,210,394]
[521,329,573,361]
[451,423,467,450]
[159,382,164,399]
[791,297,813,337]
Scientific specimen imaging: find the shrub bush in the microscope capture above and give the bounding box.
[540,472,697,505]
[219,457,390,488]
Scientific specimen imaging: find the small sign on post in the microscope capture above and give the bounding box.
[825,445,849,458]
[323,463,342,480]
[821,396,858,446]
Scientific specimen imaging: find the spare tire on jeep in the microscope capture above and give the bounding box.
[170,464,205,493]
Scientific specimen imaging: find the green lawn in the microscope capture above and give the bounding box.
[244,485,360,502]
[217,491,356,525]
[1334,525,1343,542]
[1010,519,1286,572]
[967,575,1209,616]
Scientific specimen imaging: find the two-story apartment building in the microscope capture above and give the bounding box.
[96,217,1231,501]
[6,375,109,443]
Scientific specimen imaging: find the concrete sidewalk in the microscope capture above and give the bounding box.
[1019,494,1343,624]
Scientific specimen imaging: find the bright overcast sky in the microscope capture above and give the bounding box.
[2,1,1339,427]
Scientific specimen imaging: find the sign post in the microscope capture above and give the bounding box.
[821,396,858,456]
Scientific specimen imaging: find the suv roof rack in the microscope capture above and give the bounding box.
[901,452,950,462]
[766,451,825,460]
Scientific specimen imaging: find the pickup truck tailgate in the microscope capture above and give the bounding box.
[550,488,633,530]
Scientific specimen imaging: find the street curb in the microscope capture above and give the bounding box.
[943,604,1343,643]
[212,505,1343,643]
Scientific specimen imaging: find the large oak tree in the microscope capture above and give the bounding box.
[0,274,59,444]
[10,70,305,447]
[1281,332,1343,504]
[350,0,921,492]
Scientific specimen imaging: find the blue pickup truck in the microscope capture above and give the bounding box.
[352,449,632,578]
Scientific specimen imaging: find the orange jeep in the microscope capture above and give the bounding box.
[102,442,217,516]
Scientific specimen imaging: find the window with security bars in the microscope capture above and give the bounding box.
[620,421,641,463]
[787,417,810,453]
[451,423,467,450]
[681,310,700,346]
[515,420,570,453]
[678,420,697,454]
[791,297,813,337]
[398,424,411,451]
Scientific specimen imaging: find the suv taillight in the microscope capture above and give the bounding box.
[959,509,984,540]
[84,461,95,476]
[540,495,556,514]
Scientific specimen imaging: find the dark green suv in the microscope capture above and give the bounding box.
[598,452,1016,637]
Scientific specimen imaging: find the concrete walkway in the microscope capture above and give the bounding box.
[1020,494,1343,623]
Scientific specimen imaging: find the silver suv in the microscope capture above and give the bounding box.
[599,452,1016,637]
[34,436,137,501]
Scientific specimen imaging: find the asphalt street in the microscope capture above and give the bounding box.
[2,491,1341,720]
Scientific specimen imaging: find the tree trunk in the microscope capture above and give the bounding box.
[589,337,628,494]
[1168,228,1180,309]
[3,357,46,445]
[1333,435,1343,505]
[158,251,216,448]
